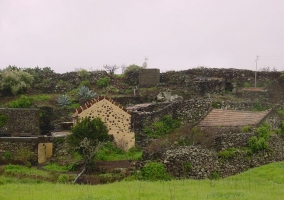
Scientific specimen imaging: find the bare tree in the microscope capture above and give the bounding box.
[103,65,119,75]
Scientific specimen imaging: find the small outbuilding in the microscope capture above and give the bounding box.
[72,96,135,150]
[198,108,281,133]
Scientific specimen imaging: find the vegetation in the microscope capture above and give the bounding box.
[241,125,253,133]
[56,94,71,107]
[8,95,33,108]
[78,85,96,99]
[139,162,172,181]
[103,64,119,75]
[143,115,181,138]
[76,68,90,80]
[96,142,142,161]
[252,102,267,111]
[0,66,34,95]
[1,162,284,199]
[248,123,270,153]
[96,76,111,88]
[218,148,238,160]
[0,112,8,128]
[67,117,109,165]
[123,64,141,75]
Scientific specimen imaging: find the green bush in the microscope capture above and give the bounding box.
[0,112,8,128]
[76,68,90,80]
[218,148,237,159]
[79,80,90,87]
[140,162,171,181]
[67,117,109,165]
[248,136,268,153]
[0,66,34,95]
[241,126,252,133]
[8,95,33,108]
[97,77,111,88]
[256,126,270,140]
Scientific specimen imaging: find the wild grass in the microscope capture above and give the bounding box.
[0,162,284,199]
[43,163,69,172]
[96,142,142,161]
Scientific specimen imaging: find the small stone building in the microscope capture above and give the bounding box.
[139,68,160,87]
[72,96,135,150]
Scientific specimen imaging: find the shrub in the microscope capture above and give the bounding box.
[0,112,8,128]
[123,64,141,75]
[67,117,109,165]
[140,162,171,181]
[76,68,90,80]
[8,95,34,108]
[218,148,237,159]
[241,126,252,133]
[256,126,270,140]
[248,136,268,153]
[79,80,90,87]
[0,66,34,95]
[96,76,111,88]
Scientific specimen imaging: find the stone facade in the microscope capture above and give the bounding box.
[0,108,40,136]
[72,96,135,150]
[139,68,160,87]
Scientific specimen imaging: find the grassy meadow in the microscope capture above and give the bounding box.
[1,161,284,200]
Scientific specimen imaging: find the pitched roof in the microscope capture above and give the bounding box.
[198,109,271,127]
[72,96,130,118]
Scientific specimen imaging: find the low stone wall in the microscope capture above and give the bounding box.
[0,138,39,164]
[159,135,284,179]
[214,133,253,151]
[0,108,40,135]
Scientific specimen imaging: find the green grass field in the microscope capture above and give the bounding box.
[1,161,284,200]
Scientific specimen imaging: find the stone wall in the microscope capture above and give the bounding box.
[0,137,39,164]
[0,108,40,135]
[154,135,284,179]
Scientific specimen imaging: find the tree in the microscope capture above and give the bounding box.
[103,64,119,75]
[67,117,109,183]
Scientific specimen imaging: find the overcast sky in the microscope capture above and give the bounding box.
[1,0,284,73]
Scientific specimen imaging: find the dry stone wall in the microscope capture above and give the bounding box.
[0,108,40,135]
[0,138,38,164]
[158,135,284,179]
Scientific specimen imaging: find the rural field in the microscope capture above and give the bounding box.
[1,161,284,200]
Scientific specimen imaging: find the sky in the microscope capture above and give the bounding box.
[1,0,284,74]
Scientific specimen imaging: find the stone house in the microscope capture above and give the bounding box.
[72,96,135,150]
[198,108,281,133]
